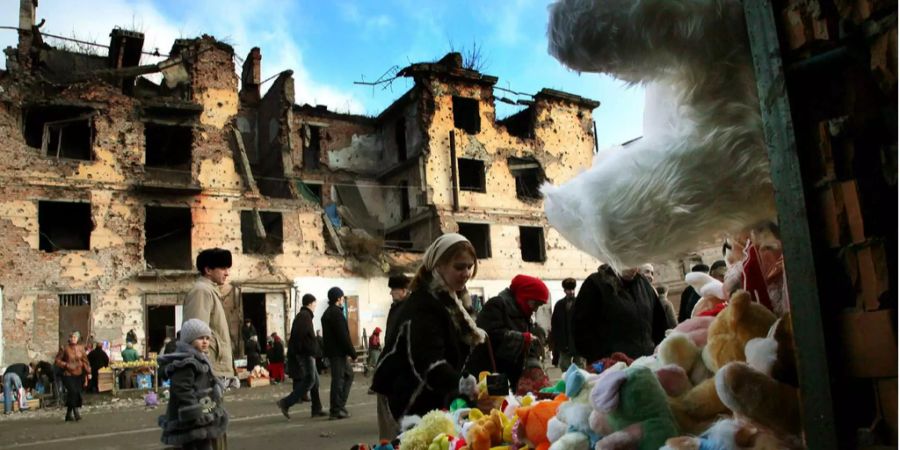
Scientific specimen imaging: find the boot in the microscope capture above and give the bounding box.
[73,408,82,421]
[65,408,74,422]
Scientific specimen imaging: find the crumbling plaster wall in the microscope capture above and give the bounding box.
[417,78,599,280]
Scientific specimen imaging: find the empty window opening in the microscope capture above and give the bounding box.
[147,305,176,355]
[39,201,92,252]
[400,181,411,220]
[24,106,94,160]
[299,181,323,205]
[58,294,91,350]
[145,124,192,169]
[241,210,284,255]
[520,226,547,263]
[303,125,323,170]
[396,118,407,162]
[241,293,267,347]
[145,206,192,270]
[458,158,486,192]
[499,108,535,139]
[509,157,546,201]
[385,229,413,250]
[458,222,491,259]
[452,96,480,134]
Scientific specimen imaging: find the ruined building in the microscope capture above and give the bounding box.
[0,2,600,364]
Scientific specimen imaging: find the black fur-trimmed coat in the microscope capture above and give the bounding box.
[157,342,229,446]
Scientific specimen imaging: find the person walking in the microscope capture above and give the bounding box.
[371,275,410,438]
[87,343,109,393]
[277,294,326,419]
[245,335,261,372]
[321,287,356,420]
[183,248,235,382]
[158,319,228,450]
[571,265,669,362]
[365,328,382,377]
[372,233,485,433]
[54,331,90,422]
[551,278,584,369]
[467,275,549,389]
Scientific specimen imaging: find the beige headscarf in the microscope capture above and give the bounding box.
[423,233,469,271]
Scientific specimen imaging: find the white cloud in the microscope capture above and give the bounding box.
[0,0,364,113]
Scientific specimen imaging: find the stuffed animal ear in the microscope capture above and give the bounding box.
[565,369,586,397]
[728,290,751,323]
[685,272,715,292]
[590,369,627,412]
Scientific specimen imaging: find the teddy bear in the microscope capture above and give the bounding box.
[590,365,680,450]
[715,314,802,447]
[548,365,603,450]
[656,331,710,387]
[516,395,569,450]
[661,418,798,450]
[462,409,509,450]
[667,290,777,434]
[541,0,775,270]
[685,272,728,318]
[400,410,457,450]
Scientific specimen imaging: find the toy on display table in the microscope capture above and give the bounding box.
[109,359,158,395]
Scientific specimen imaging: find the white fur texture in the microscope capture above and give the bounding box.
[543,0,775,270]
[686,272,726,300]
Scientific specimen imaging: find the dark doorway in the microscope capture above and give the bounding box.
[304,125,322,170]
[241,293,267,345]
[520,226,547,263]
[58,294,91,349]
[400,181,410,220]
[147,305,175,355]
[145,124,192,169]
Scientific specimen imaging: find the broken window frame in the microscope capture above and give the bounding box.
[144,205,193,270]
[457,158,487,193]
[41,114,96,161]
[458,222,492,259]
[452,96,481,135]
[519,226,547,263]
[303,124,324,171]
[508,157,546,201]
[38,200,93,252]
[143,122,194,169]
[240,210,284,255]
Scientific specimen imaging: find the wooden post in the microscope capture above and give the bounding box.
[449,131,459,212]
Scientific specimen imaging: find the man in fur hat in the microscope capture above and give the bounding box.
[183,248,235,381]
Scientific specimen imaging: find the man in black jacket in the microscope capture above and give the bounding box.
[321,287,356,420]
[677,264,709,322]
[277,294,325,419]
[87,343,109,392]
[550,278,585,369]
[571,265,669,362]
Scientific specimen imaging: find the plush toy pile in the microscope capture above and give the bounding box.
[389,288,802,450]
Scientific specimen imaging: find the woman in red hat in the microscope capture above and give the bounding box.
[466,274,549,390]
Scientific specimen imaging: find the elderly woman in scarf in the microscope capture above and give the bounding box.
[54,331,90,422]
[371,233,486,437]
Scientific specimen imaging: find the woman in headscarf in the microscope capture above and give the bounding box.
[371,233,485,439]
[54,331,90,421]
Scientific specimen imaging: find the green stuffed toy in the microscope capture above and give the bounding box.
[590,365,679,450]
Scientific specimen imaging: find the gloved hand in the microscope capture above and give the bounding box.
[522,332,533,347]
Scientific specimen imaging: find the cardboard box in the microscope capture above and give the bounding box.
[840,309,898,378]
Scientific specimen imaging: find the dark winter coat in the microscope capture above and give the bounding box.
[267,339,285,364]
[88,348,109,373]
[466,289,536,388]
[245,340,261,371]
[372,278,483,419]
[678,286,701,323]
[157,342,228,446]
[550,295,577,355]
[286,307,319,377]
[321,304,356,359]
[571,266,668,362]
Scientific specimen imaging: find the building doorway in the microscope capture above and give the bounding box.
[346,295,360,348]
[58,294,91,349]
[147,305,175,355]
[241,293,267,347]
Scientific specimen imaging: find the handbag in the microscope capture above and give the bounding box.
[482,337,510,396]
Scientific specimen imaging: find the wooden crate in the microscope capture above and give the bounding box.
[247,376,270,388]
[97,371,114,393]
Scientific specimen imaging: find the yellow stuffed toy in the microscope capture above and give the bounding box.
[464,409,508,450]
[401,410,457,450]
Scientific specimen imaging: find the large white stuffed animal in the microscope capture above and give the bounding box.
[542,0,775,270]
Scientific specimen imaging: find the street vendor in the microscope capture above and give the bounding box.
[466,274,550,390]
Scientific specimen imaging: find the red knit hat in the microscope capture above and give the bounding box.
[510,274,549,315]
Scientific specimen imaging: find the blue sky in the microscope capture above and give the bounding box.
[0,0,644,148]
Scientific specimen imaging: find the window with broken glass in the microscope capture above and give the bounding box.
[23,106,95,160]
[241,210,284,255]
[519,226,547,263]
[38,201,93,252]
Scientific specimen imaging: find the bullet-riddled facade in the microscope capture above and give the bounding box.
[0,5,603,365]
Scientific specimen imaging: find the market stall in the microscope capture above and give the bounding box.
[108,360,158,396]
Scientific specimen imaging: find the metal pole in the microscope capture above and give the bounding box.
[742,1,838,448]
